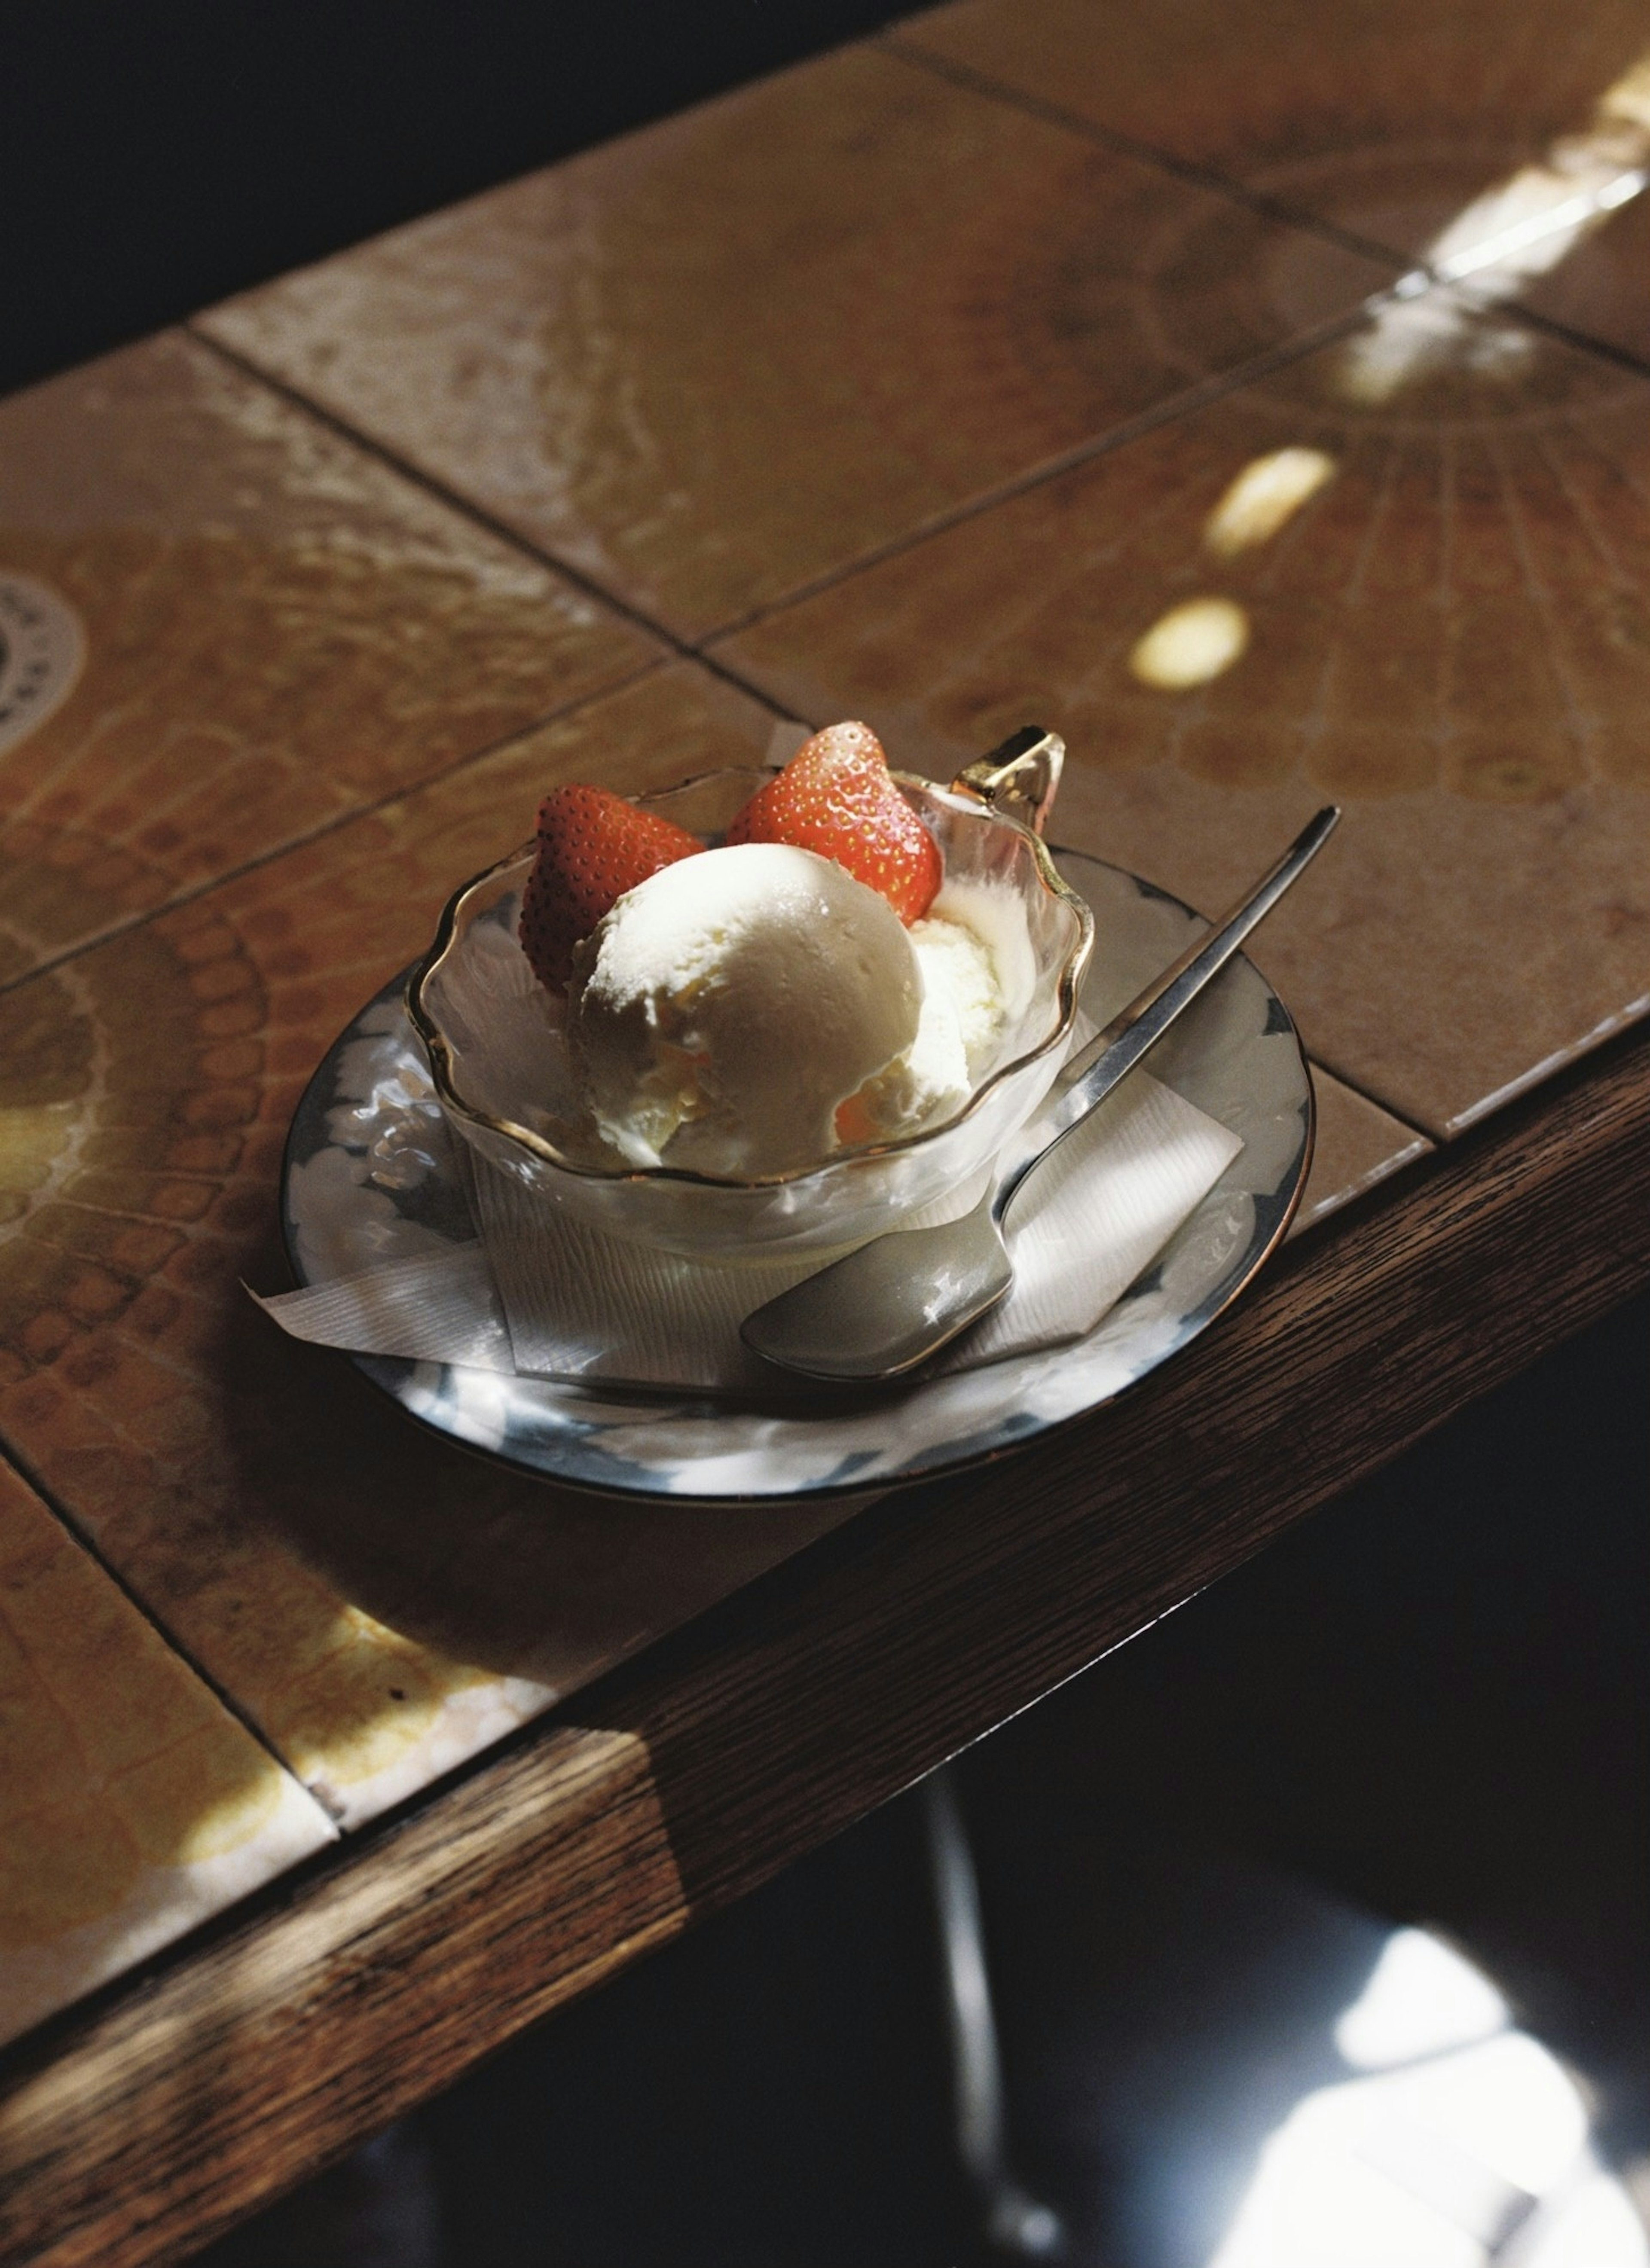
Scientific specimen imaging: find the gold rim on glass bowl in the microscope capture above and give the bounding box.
[403,731,1094,1194]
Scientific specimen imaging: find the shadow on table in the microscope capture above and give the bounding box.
[217,1263,856,1798]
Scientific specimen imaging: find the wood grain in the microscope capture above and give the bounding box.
[0,1730,686,2268]
[3,1020,1649,2268]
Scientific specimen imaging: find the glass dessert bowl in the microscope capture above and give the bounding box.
[405,737,1094,1261]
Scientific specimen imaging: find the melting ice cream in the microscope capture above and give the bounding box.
[566,840,1016,1176]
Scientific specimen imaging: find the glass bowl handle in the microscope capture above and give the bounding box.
[950,726,1065,838]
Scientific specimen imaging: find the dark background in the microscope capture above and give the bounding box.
[4,0,912,401]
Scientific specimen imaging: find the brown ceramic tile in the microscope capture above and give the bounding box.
[0,1455,334,2046]
[0,665,862,1828]
[716,293,1650,1137]
[0,330,657,983]
[902,0,1650,370]
[1292,1070,1430,1235]
[197,44,1393,644]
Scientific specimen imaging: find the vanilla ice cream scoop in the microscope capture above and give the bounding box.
[568,842,929,1176]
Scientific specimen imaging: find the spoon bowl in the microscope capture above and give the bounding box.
[742,807,1340,1382]
[742,1195,1014,1382]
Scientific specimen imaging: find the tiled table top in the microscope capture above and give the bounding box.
[0,1457,331,2048]
[0,333,656,983]
[196,41,1395,639]
[3,0,1649,2110]
[902,0,1650,380]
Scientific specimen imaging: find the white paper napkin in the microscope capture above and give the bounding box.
[256,1241,514,1371]
[256,1068,1241,1392]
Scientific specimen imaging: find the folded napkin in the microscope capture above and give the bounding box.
[257,1067,1242,1393]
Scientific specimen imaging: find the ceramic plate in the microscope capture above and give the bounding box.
[280,851,1313,1499]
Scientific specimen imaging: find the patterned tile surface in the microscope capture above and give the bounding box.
[902,0,1650,368]
[718,294,1650,1136]
[197,43,1393,643]
[0,666,857,1827]
[1293,1073,1430,1235]
[0,331,655,981]
[0,1455,334,2048]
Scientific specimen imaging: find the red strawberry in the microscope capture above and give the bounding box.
[519,784,702,989]
[725,721,941,924]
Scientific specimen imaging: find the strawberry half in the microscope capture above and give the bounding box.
[725,720,941,924]
[519,784,703,989]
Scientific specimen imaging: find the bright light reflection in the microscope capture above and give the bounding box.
[1343,50,1650,401]
[1335,1926,1509,2068]
[1203,448,1337,558]
[1531,2171,1650,2266]
[1402,2031,1589,2197]
[1206,1927,1648,2268]
[1129,596,1249,688]
[1133,56,1650,711]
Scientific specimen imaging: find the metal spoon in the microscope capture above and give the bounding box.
[741,806,1340,1383]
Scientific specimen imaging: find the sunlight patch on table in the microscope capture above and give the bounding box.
[0,1461,334,2046]
[1129,598,1250,691]
[1202,449,1337,561]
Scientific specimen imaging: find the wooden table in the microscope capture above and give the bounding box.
[5,2,1650,2258]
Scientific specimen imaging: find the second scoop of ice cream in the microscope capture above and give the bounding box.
[568,841,998,1177]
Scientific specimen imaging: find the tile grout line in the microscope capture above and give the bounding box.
[191,159,1650,680]
[0,1434,342,1822]
[703,300,1380,644]
[185,324,812,721]
[192,277,1396,665]
[880,28,1650,395]
[188,307,1416,744]
[0,654,674,1002]
[1305,1044,1442,1145]
[876,31,1413,275]
[1473,296,1650,388]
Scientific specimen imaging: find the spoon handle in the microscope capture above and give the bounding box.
[993,805,1341,1224]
